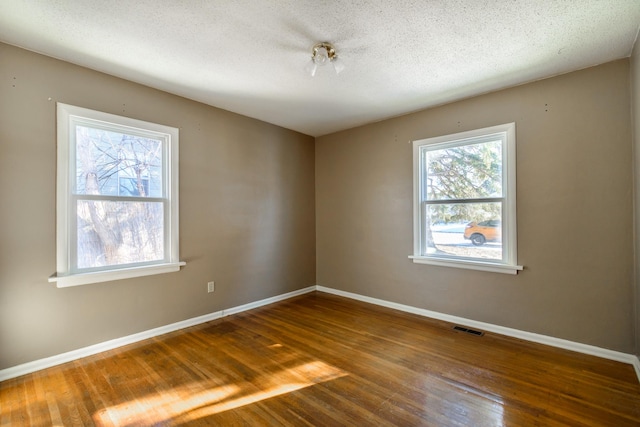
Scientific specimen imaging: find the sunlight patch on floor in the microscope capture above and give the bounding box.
[92,360,347,426]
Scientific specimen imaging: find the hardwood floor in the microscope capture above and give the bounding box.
[1,291,640,426]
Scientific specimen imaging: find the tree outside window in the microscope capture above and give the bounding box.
[74,125,165,269]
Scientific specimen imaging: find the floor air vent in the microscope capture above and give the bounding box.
[453,325,484,336]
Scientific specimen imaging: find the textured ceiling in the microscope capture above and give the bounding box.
[1,1,639,137]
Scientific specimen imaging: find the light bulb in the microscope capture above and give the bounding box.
[305,42,345,77]
[314,47,329,65]
[304,59,318,77]
[332,57,345,74]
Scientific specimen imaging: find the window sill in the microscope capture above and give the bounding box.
[49,262,186,288]
[409,256,522,275]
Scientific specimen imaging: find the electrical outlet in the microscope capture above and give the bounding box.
[207,281,215,293]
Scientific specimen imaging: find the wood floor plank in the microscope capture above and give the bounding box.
[235,308,513,425]
[1,291,639,426]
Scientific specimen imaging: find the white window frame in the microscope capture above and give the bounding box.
[409,123,522,274]
[49,103,184,287]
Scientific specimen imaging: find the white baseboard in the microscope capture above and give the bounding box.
[221,286,314,316]
[0,286,316,382]
[316,286,640,383]
[633,356,640,381]
[3,284,638,385]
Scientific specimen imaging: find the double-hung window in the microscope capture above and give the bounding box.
[410,123,522,274]
[50,103,184,287]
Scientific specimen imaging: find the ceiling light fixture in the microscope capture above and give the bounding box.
[305,42,344,77]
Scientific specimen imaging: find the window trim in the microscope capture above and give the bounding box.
[49,103,184,287]
[409,122,522,274]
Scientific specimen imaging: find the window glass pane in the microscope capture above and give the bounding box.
[425,202,502,260]
[76,200,164,269]
[425,140,502,201]
[75,125,163,198]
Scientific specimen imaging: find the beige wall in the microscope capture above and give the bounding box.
[632,40,640,358]
[0,43,316,369]
[316,60,635,353]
